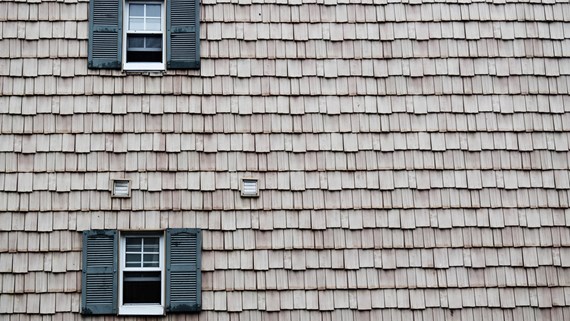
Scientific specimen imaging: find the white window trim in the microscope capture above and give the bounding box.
[122,0,166,71]
[118,233,165,315]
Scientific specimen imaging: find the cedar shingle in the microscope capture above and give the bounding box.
[2,2,570,319]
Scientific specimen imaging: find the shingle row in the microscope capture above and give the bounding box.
[2,96,570,116]
[2,227,569,250]
[2,20,569,42]
[202,267,570,289]
[2,76,568,96]
[3,58,570,78]
[201,248,570,269]
[0,267,568,293]
[2,209,569,232]
[2,170,570,194]
[4,38,570,60]
[3,2,570,23]
[2,309,568,321]
[1,133,569,155]
[1,115,569,136]
[1,189,569,211]
[2,245,569,272]
[1,294,570,318]
[200,288,568,311]
[2,150,569,174]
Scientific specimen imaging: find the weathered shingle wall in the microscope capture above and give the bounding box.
[1,0,570,320]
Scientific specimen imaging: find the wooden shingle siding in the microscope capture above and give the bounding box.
[1,0,570,319]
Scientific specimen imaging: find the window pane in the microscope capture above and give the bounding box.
[126,35,163,62]
[126,238,142,252]
[123,272,161,304]
[145,35,162,49]
[143,238,159,252]
[129,4,144,17]
[146,18,161,31]
[129,18,144,30]
[127,36,144,50]
[143,254,160,267]
[126,254,141,267]
[146,4,161,17]
[126,49,162,62]
[127,35,162,50]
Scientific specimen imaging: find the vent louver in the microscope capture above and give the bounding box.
[111,179,130,197]
[240,178,259,197]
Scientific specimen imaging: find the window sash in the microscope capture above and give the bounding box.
[119,233,165,315]
[124,236,161,268]
[126,34,163,52]
[127,2,162,32]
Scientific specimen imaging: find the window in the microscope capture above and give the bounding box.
[81,229,202,315]
[88,0,200,70]
[119,234,164,315]
[124,2,165,70]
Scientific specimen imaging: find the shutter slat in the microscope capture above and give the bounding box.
[167,0,200,69]
[89,0,122,69]
[81,230,118,315]
[92,0,119,25]
[166,228,202,312]
[170,33,197,60]
[170,0,195,24]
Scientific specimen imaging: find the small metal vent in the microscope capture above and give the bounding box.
[111,179,131,198]
[240,178,259,197]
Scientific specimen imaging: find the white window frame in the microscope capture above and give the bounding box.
[118,233,165,315]
[123,0,166,71]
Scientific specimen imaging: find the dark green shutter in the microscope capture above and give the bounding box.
[88,0,122,69]
[167,0,200,69]
[81,230,118,315]
[166,228,202,312]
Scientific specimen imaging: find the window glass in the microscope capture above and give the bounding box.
[146,4,161,30]
[129,17,144,30]
[143,254,160,267]
[130,4,144,16]
[144,35,162,49]
[144,238,159,251]
[128,3,161,31]
[125,236,160,267]
[126,237,142,251]
[123,271,161,304]
[125,254,141,267]
[146,18,161,31]
[146,4,161,17]
[127,36,145,49]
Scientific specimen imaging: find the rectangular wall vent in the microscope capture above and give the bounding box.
[112,179,131,198]
[240,178,259,197]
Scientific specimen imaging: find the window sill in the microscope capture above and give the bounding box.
[119,304,164,315]
[123,62,165,72]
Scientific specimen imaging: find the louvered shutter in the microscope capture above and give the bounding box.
[166,228,202,312]
[81,230,118,315]
[167,0,200,69]
[88,0,122,69]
